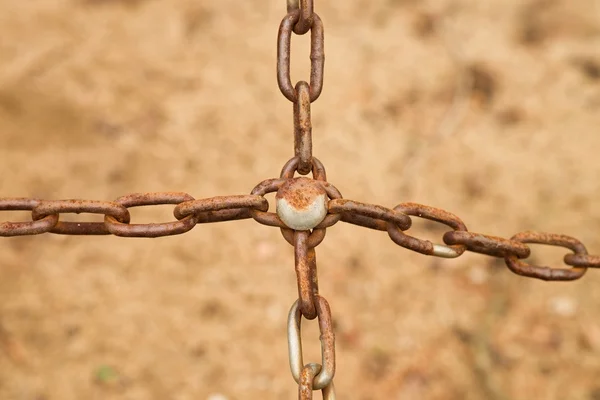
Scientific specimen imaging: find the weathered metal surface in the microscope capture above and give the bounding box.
[287,296,335,390]
[293,231,319,320]
[287,0,314,35]
[0,198,58,236]
[504,231,588,281]
[32,199,130,235]
[388,202,467,258]
[443,230,531,259]
[294,81,313,175]
[277,178,328,231]
[277,10,324,103]
[104,192,197,238]
[329,199,412,231]
[298,363,336,400]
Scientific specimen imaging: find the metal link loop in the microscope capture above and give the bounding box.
[0,198,59,236]
[564,253,600,268]
[174,194,268,220]
[387,203,467,258]
[105,192,198,238]
[281,156,328,181]
[329,199,412,231]
[32,200,130,235]
[294,231,319,319]
[277,10,324,103]
[299,363,336,400]
[250,178,289,228]
[294,81,313,175]
[443,230,531,259]
[288,296,335,390]
[287,0,314,35]
[504,231,588,281]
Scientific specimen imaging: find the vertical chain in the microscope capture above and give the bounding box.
[278,0,324,176]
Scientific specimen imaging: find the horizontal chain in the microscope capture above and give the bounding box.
[0,193,268,238]
[326,199,599,281]
[2,190,598,280]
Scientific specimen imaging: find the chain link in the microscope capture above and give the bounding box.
[287,296,336,390]
[299,363,336,400]
[294,231,319,319]
[287,0,314,35]
[277,10,324,103]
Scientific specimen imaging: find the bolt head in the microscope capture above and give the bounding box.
[276,177,328,231]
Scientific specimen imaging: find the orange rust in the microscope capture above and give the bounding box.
[276,177,326,210]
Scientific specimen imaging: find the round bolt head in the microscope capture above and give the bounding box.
[276,177,328,231]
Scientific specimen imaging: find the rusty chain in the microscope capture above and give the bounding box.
[1,0,599,397]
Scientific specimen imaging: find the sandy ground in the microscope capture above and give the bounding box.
[1,0,600,399]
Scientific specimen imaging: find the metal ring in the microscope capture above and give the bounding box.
[294,81,313,175]
[0,198,58,236]
[288,296,335,390]
[105,192,197,238]
[387,202,467,258]
[32,200,130,235]
[249,179,288,228]
[280,156,327,181]
[504,231,588,281]
[287,0,314,35]
[298,363,336,400]
[281,227,326,248]
[443,230,531,259]
[174,195,268,219]
[329,199,412,231]
[294,231,319,319]
[564,253,600,268]
[277,10,324,102]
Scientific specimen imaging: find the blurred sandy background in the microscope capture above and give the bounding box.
[1,0,600,399]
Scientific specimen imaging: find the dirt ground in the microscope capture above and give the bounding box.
[1,0,600,399]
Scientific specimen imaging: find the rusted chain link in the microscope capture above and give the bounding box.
[504,231,588,281]
[288,296,335,390]
[299,363,336,400]
[0,198,58,236]
[277,10,324,103]
[286,0,314,35]
[294,81,313,175]
[294,231,319,319]
[388,202,467,258]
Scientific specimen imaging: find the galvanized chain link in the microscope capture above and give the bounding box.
[288,296,336,392]
[0,0,598,397]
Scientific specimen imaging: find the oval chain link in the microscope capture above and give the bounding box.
[504,231,588,281]
[287,0,314,35]
[294,231,319,319]
[288,296,335,390]
[299,363,336,400]
[0,198,59,236]
[277,10,324,103]
[32,200,130,235]
[388,202,467,258]
[105,192,197,238]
